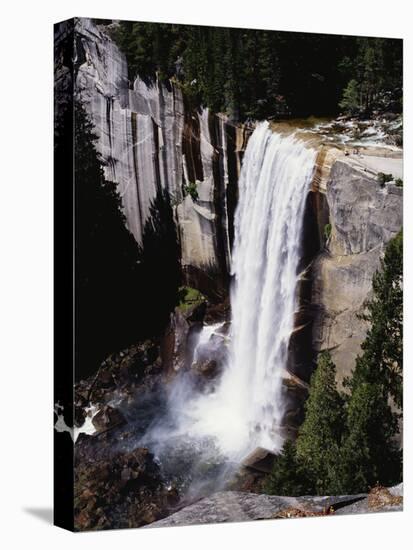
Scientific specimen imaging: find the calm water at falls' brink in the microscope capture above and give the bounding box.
[143,122,317,467]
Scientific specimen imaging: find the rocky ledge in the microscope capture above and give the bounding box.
[147,484,403,528]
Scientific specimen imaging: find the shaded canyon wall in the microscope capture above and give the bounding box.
[54,18,251,300]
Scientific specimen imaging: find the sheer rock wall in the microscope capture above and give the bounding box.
[312,156,403,384]
[55,18,251,299]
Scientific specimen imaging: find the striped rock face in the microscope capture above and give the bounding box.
[55,18,251,299]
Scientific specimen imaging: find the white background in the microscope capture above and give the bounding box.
[0,0,411,548]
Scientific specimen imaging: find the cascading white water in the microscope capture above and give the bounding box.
[192,322,226,365]
[176,122,317,459]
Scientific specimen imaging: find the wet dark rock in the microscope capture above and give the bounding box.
[92,405,126,434]
[75,339,162,406]
[98,369,115,388]
[73,338,167,477]
[280,375,309,433]
[160,300,215,378]
[189,329,229,390]
[379,112,399,122]
[162,309,192,376]
[242,447,277,474]
[186,300,207,324]
[192,359,219,380]
[74,397,88,426]
[216,321,231,336]
[204,297,231,324]
[385,133,402,147]
[227,448,279,493]
[74,447,176,530]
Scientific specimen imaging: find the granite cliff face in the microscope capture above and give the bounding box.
[311,155,403,384]
[54,18,250,298]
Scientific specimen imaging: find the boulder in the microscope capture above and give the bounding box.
[242,447,278,474]
[227,464,268,493]
[188,326,229,388]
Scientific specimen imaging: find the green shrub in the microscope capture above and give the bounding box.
[324,222,332,241]
[177,286,205,313]
[183,181,199,201]
[395,178,403,188]
[377,172,393,187]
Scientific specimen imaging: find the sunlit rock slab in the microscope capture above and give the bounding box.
[312,156,402,385]
[345,155,403,181]
[146,491,367,527]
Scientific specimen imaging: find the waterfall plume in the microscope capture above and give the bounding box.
[143,122,316,470]
[171,121,317,459]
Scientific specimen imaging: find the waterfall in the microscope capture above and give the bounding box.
[191,322,226,365]
[142,121,316,467]
[178,122,317,459]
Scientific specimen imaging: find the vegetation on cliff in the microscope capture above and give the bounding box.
[109,21,402,120]
[177,286,206,314]
[67,101,181,379]
[266,231,403,496]
[345,230,403,408]
[339,38,403,115]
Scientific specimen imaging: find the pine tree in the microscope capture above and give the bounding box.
[296,351,345,495]
[74,101,143,378]
[111,22,401,119]
[340,382,401,493]
[265,234,403,497]
[264,439,309,496]
[339,79,361,114]
[257,31,281,119]
[358,38,385,111]
[73,101,181,379]
[339,232,403,493]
